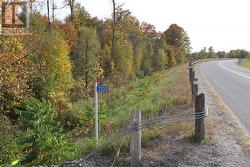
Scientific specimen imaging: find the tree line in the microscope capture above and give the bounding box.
[0,1,193,165]
[191,46,250,60]
[0,1,191,114]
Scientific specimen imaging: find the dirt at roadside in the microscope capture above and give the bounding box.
[117,63,250,167]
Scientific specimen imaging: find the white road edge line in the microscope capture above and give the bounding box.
[218,61,250,80]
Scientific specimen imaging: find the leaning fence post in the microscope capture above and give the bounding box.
[195,93,205,142]
[130,110,141,167]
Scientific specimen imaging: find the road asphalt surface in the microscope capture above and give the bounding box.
[201,59,250,132]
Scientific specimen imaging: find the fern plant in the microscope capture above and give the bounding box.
[16,99,74,166]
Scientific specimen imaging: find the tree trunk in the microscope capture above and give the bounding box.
[47,0,51,30]
[111,0,116,60]
[69,0,75,22]
[29,0,33,12]
[85,39,89,90]
[52,0,55,22]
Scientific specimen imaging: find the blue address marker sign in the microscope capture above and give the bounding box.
[96,85,109,93]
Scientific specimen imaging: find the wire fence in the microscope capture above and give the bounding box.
[82,108,208,161]
[60,107,208,167]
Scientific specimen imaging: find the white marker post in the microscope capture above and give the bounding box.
[95,82,99,143]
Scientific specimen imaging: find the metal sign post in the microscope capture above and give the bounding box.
[94,82,109,143]
[95,82,99,143]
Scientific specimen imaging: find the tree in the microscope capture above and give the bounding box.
[24,14,73,100]
[112,6,149,76]
[141,40,153,75]
[64,2,90,28]
[114,33,134,77]
[227,49,250,58]
[141,22,160,39]
[17,99,71,165]
[111,0,116,61]
[115,6,143,47]
[208,46,217,58]
[98,19,113,47]
[133,44,143,75]
[28,31,73,100]
[74,3,91,27]
[47,0,51,30]
[166,47,177,67]
[60,22,78,51]
[217,51,226,58]
[163,24,191,55]
[99,45,114,77]
[52,0,56,22]
[199,47,208,59]
[153,38,167,70]
[154,49,167,71]
[0,36,29,115]
[73,27,103,94]
[64,0,76,22]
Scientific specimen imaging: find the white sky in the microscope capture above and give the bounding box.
[53,0,250,52]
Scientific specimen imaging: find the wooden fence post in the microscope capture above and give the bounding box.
[130,110,141,167]
[192,70,195,82]
[195,93,205,142]
[192,78,198,101]
[189,64,192,83]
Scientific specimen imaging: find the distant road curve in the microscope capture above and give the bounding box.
[201,59,250,131]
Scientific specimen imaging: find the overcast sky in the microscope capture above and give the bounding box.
[53,0,250,52]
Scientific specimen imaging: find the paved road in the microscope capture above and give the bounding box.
[201,59,250,131]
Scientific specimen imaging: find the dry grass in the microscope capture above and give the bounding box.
[206,119,216,145]
[140,63,195,145]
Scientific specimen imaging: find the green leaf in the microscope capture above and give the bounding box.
[11,159,20,166]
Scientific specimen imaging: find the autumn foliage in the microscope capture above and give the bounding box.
[0,2,193,166]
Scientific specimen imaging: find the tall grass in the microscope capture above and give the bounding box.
[240,59,250,69]
[69,64,192,159]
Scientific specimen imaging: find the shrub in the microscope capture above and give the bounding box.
[16,99,74,166]
[70,98,110,137]
[0,114,22,166]
[59,110,80,131]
